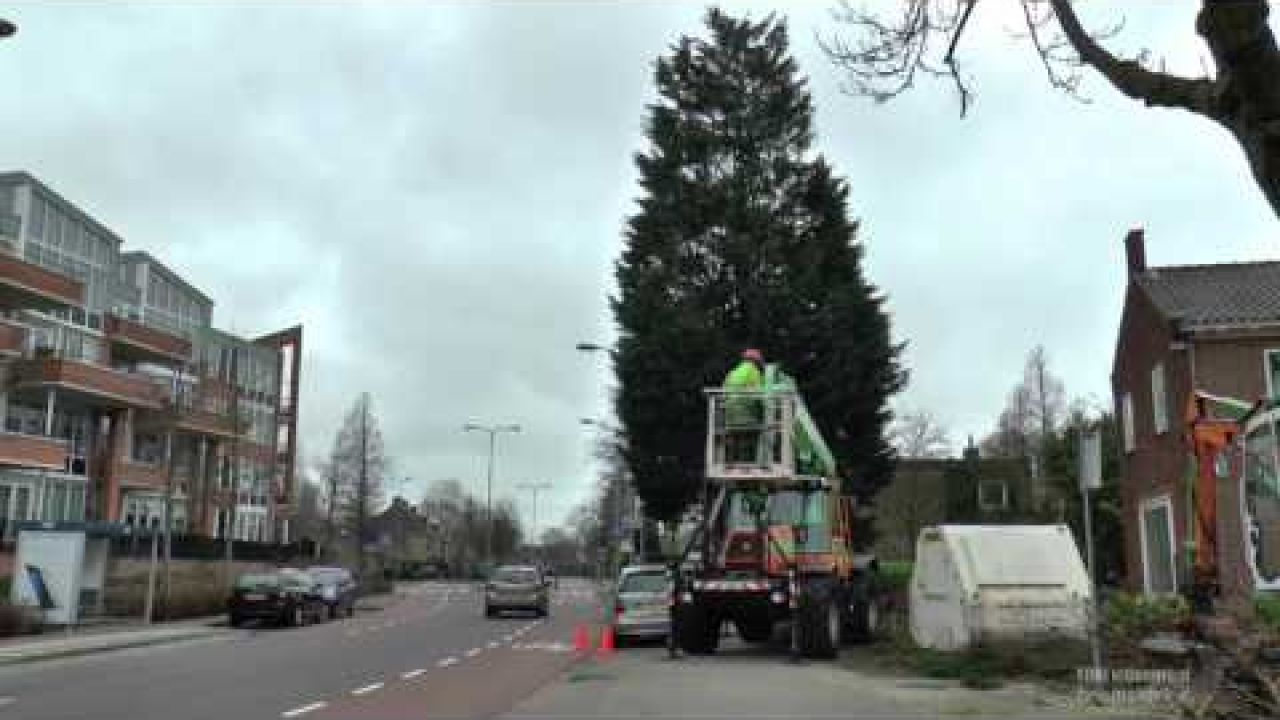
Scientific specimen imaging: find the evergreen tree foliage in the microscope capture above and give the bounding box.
[613,8,905,521]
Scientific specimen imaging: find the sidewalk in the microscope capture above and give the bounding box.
[0,616,226,666]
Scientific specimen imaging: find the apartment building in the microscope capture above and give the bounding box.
[0,171,301,542]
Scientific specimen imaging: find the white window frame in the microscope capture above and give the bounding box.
[1152,362,1168,435]
[1265,349,1280,400]
[1138,494,1178,595]
[1122,392,1136,453]
[977,479,1010,511]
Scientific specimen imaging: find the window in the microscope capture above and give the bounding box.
[28,195,44,239]
[1152,363,1168,435]
[1266,350,1280,401]
[1243,418,1280,589]
[978,479,1009,511]
[1122,392,1136,453]
[1140,495,1177,594]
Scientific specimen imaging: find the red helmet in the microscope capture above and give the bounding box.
[741,348,763,363]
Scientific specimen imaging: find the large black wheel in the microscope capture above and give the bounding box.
[733,617,774,644]
[675,601,719,655]
[796,578,840,659]
[844,573,881,644]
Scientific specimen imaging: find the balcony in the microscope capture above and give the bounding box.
[14,355,167,409]
[172,406,239,439]
[116,458,167,490]
[0,319,26,357]
[0,431,68,471]
[0,250,85,311]
[104,314,191,365]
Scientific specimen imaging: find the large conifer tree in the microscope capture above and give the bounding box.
[613,9,905,521]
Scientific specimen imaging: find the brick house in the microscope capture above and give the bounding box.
[1112,228,1280,603]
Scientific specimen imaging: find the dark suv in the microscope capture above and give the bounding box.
[228,569,326,628]
[306,566,357,620]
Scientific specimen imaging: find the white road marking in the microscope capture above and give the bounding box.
[352,682,384,696]
[503,634,515,643]
[465,647,482,658]
[346,630,361,637]
[486,640,499,649]
[282,701,327,717]
[401,668,427,679]
[437,656,459,668]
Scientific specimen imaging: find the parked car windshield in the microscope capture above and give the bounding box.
[493,567,538,584]
[307,568,348,583]
[620,571,667,594]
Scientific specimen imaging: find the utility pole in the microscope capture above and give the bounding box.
[1079,425,1103,670]
[357,395,368,581]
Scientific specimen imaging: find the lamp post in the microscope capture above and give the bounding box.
[581,418,632,574]
[463,423,520,570]
[515,481,552,556]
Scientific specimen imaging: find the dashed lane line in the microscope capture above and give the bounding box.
[437,656,459,668]
[351,682,384,696]
[401,668,427,679]
[282,701,327,717]
[487,640,500,649]
[465,647,482,658]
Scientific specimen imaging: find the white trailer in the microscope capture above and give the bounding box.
[909,524,1093,651]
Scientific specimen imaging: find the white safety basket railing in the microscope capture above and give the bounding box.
[704,388,796,483]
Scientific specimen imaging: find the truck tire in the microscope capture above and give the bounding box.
[733,618,773,644]
[796,578,840,659]
[675,601,719,654]
[844,573,880,644]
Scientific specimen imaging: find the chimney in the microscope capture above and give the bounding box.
[1125,228,1146,275]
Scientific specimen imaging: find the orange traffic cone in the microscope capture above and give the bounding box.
[573,624,592,653]
[597,626,616,658]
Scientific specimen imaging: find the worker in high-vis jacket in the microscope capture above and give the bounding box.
[723,348,766,464]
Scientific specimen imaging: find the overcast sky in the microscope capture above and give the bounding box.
[2,2,1275,532]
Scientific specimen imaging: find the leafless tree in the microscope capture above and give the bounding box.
[327,393,388,579]
[981,345,1065,508]
[823,1,1280,219]
[890,409,952,458]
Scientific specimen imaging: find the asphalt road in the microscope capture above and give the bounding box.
[0,580,601,720]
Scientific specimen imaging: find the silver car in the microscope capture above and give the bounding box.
[484,565,550,618]
[612,564,671,644]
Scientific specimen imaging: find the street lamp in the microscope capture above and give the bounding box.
[575,342,607,353]
[515,481,552,553]
[463,422,521,569]
[0,19,16,39]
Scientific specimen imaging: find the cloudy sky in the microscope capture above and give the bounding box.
[2,2,1275,531]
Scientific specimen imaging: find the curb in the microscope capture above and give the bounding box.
[0,628,225,667]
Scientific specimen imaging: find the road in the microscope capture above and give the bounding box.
[0,580,600,720]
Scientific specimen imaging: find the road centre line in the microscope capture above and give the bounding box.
[401,669,427,679]
[437,656,459,667]
[465,647,482,658]
[351,682,384,696]
[282,701,327,717]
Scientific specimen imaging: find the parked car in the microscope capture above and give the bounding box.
[612,564,671,645]
[306,566,357,620]
[228,569,326,628]
[483,564,549,618]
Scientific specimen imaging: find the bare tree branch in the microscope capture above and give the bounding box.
[1050,0,1220,117]
[943,0,978,114]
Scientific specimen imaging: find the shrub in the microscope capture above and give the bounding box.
[879,562,913,591]
[1105,592,1190,641]
[1255,592,1280,631]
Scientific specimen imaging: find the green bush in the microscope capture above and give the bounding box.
[0,575,10,599]
[1255,592,1280,631]
[879,562,913,592]
[1105,592,1190,641]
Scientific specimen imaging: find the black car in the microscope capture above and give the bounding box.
[306,566,357,620]
[228,569,326,628]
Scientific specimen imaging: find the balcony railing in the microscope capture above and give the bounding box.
[116,458,167,490]
[0,319,26,356]
[15,355,168,409]
[104,313,191,363]
[0,248,86,310]
[0,431,69,471]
